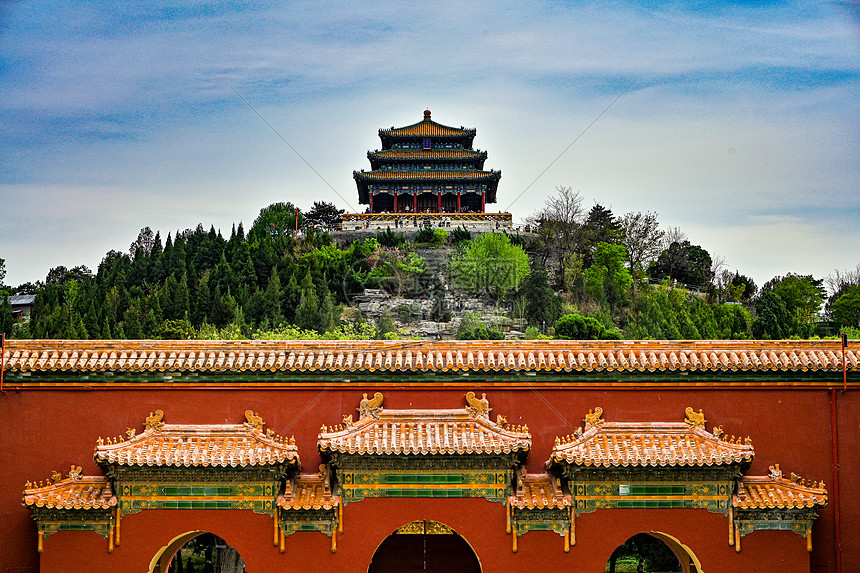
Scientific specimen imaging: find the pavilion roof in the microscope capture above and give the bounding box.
[277,466,339,511]
[23,473,116,511]
[549,407,754,469]
[734,466,827,510]
[94,410,299,469]
[4,340,856,377]
[379,110,476,139]
[318,392,531,457]
[509,469,570,509]
[353,169,500,182]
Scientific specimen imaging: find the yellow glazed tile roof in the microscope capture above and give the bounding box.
[509,469,570,509]
[277,466,339,511]
[94,410,299,469]
[3,340,856,375]
[549,407,754,468]
[318,392,531,456]
[354,170,499,181]
[23,472,116,510]
[734,466,827,509]
[380,112,474,137]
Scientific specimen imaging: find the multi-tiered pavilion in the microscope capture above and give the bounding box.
[344,110,512,230]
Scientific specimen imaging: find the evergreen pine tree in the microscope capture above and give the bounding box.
[295,272,320,331]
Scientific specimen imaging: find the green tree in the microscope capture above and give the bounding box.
[730,272,757,301]
[375,309,397,339]
[752,292,795,339]
[451,233,529,299]
[829,285,860,329]
[295,272,321,331]
[584,242,632,311]
[761,274,825,323]
[649,240,714,288]
[519,265,563,329]
[0,294,13,338]
[620,211,665,274]
[302,201,345,230]
[250,202,302,239]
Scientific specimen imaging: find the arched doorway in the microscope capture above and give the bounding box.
[605,532,701,573]
[369,520,481,573]
[150,532,246,573]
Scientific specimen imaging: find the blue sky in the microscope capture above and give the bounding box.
[1,0,858,288]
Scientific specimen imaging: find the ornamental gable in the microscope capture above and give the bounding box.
[549,406,754,469]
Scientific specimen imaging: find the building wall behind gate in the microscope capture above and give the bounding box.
[2,385,855,572]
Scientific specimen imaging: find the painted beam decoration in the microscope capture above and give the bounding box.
[318,392,531,504]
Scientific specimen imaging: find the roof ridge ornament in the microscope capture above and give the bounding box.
[244,409,264,431]
[769,463,782,480]
[584,407,604,429]
[144,409,164,431]
[359,392,384,419]
[68,465,82,481]
[465,391,491,418]
[684,406,706,428]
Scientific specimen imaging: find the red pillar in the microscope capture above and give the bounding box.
[457,193,461,213]
[437,193,441,213]
[413,193,417,213]
[369,192,374,212]
[394,193,398,213]
[481,192,485,213]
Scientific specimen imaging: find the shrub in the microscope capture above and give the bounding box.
[451,226,472,244]
[554,313,621,340]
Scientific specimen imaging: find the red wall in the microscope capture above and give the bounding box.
[2,385,855,572]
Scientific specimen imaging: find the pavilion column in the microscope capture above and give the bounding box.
[394,193,398,213]
[481,192,485,212]
[437,192,441,212]
[457,192,461,213]
[369,192,374,212]
[413,193,417,213]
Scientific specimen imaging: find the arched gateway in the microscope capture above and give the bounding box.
[151,531,246,573]
[369,521,481,573]
[605,532,700,573]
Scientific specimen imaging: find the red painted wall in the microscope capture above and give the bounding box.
[2,385,855,572]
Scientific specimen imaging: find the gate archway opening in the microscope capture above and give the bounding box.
[368,520,481,573]
[149,531,246,573]
[605,532,701,573]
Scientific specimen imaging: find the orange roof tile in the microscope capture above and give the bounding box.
[734,466,827,509]
[278,466,339,511]
[380,116,474,138]
[549,408,754,468]
[3,340,856,375]
[354,170,500,181]
[509,469,570,509]
[94,411,299,469]
[23,475,116,510]
[318,392,530,456]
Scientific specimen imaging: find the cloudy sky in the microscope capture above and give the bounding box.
[1,1,858,288]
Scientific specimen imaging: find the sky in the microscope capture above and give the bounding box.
[1,0,858,289]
